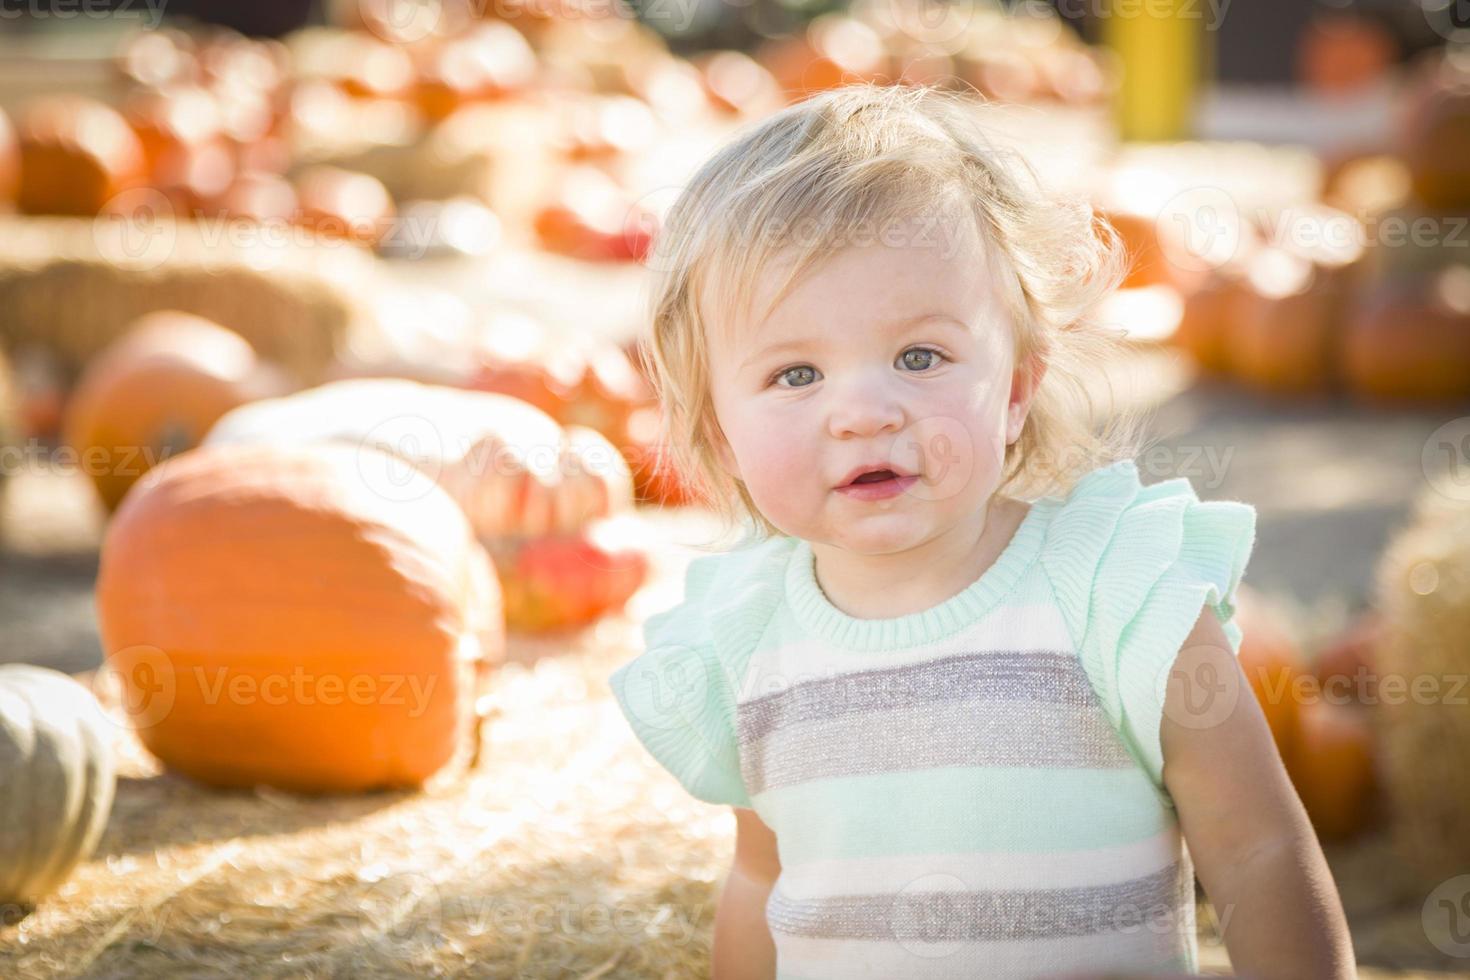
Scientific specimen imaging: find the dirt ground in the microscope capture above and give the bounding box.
[2,348,1468,976]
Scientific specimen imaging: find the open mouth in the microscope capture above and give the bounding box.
[849,469,899,485]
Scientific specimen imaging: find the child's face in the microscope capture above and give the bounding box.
[704,216,1042,554]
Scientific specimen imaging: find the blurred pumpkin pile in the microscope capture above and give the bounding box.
[1107,44,1470,406]
[1222,467,1470,860]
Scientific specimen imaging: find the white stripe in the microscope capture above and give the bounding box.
[774,826,1185,900]
[742,602,1076,699]
[774,926,1193,980]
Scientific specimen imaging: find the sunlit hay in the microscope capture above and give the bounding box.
[1372,474,1470,891]
[0,614,729,979]
[0,216,373,385]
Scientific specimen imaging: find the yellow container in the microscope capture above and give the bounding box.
[1102,0,1212,142]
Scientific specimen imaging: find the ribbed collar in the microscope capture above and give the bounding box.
[783,498,1056,652]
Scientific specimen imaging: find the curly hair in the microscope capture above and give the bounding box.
[636,82,1149,548]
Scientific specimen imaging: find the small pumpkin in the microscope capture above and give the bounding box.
[17,96,147,216]
[758,15,887,102]
[1341,267,1470,404]
[63,311,290,513]
[0,664,117,907]
[471,315,652,449]
[1234,585,1307,765]
[293,166,395,248]
[1397,48,1470,210]
[0,105,18,206]
[488,515,650,634]
[1285,700,1378,842]
[96,442,501,793]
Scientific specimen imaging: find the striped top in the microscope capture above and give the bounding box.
[609,458,1257,978]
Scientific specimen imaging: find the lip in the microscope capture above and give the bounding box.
[834,474,919,501]
[835,461,915,489]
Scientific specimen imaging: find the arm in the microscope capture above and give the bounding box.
[712,806,781,980]
[1160,607,1356,980]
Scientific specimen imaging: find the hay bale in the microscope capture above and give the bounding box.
[1373,474,1470,888]
[0,215,376,384]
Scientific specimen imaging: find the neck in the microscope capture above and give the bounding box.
[808,496,1025,620]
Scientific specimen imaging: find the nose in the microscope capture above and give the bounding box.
[825,370,906,440]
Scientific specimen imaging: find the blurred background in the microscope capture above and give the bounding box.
[1,0,1469,977]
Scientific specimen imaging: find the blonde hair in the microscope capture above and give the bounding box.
[637,82,1149,547]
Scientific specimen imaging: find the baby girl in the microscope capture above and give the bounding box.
[610,83,1354,980]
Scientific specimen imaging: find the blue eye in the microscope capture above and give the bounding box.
[771,365,818,388]
[900,346,947,371]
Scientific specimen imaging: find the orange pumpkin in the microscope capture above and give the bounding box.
[532,166,656,262]
[1295,12,1396,97]
[690,50,784,118]
[622,404,699,508]
[1285,700,1378,841]
[413,23,538,122]
[1341,269,1470,404]
[471,317,652,450]
[1234,585,1306,765]
[488,517,649,633]
[0,106,18,207]
[1397,49,1470,210]
[63,311,290,513]
[758,15,888,102]
[17,96,147,216]
[293,166,395,247]
[1313,609,1381,706]
[96,442,501,792]
[1173,267,1247,377]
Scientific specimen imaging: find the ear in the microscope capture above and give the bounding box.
[1005,351,1045,446]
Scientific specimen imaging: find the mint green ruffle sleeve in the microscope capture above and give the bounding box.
[1042,459,1257,800]
[608,536,793,808]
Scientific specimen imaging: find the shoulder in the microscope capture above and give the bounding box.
[1036,458,1257,651]
[605,533,796,807]
[1038,458,1258,793]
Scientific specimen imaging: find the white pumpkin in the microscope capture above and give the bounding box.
[0,665,117,906]
[203,378,633,541]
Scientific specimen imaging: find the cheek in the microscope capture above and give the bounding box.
[726,405,817,491]
[901,379,1010,502]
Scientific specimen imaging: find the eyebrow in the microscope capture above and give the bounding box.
[739,313,971,371]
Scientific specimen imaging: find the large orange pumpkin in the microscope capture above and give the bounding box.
[17,96,147,216]
[63,311,289,513]
[1233,585,1306,765]
[95,442,502,793]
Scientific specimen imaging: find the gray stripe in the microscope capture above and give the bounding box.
[737,651,1099,745]
[741,692,1135,794]
[767,860,1190,942]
